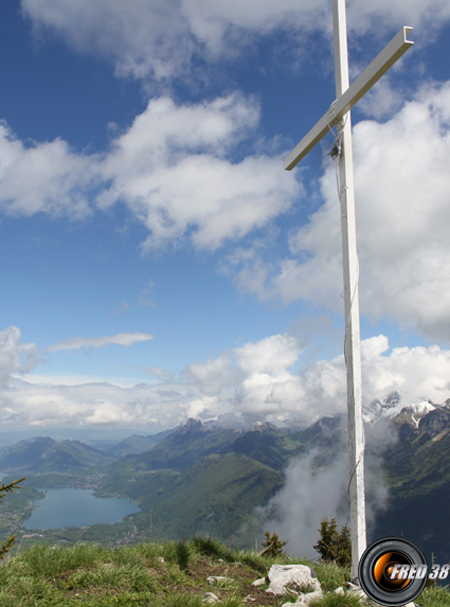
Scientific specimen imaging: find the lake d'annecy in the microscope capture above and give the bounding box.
[23,488,141,530]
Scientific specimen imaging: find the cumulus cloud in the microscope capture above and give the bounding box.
[346,0,450,36]
[21,0,450,82]
[98,95,299,251]
[0,379,202,428]
[20,0,325,81]
[185,334,306,425]
[0,95,299,252]
[230,81,450,343]
[0,121,96,219]
[2,329,450,428]
[22,0,195,81]
[0,326,39,384]
[47,332,154,352]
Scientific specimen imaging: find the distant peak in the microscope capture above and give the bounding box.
[24,436,55,445]
[186,417,202,427]
[250,421,278,432]
[178,418,204,433]
[364,393,436,427]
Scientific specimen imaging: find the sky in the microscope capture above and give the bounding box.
[1,0,450,433]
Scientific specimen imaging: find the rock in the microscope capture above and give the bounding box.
[251,577,266,587]
[266,564,321,596]
[203,592,219,604]
[344,582,359,590]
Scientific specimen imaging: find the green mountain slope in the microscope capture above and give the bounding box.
[105,428,175,460]
[117,418,242,472]
[0,437,56,469]
[0,437,113,474]
[117,452,284,541]
[373,407,450,562]
[31,440,113,472]
[223,422,304,471]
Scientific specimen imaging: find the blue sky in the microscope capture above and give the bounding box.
[1,0,450,432]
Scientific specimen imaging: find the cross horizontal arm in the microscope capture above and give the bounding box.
[285,26,413,170]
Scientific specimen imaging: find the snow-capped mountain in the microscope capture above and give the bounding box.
[363,391,436,427]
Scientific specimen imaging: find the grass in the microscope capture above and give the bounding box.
[418,584,450,607]
[0,539,448,606]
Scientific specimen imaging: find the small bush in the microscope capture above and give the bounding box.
[314,518,351,567]
[261,530,288,557]
[191,536,225,558]
[174,540,193,570]
[0,477,25,560]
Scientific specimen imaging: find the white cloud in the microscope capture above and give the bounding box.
[0,378,201,429]
[21,0,450,82]
[346,0,450,35]
[98,94,299,251]
[232,81,450,343]
[0,121,95,219]
[20,0,324,81]
[48,332,154,352]
[354,78,405,121]
[0,326,39,384]
[2,329,450,428]
[22,0,195,81]
[258,450,349,559]
[0,95,300,251]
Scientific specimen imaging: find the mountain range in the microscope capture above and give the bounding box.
[2,392,450,563]
[0,437,112,473]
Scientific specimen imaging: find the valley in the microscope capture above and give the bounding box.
[1,396,450,564]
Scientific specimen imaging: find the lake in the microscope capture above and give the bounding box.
[23,487,141,530]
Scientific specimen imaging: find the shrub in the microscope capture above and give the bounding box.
[314,517,351,567]
[191,536,225,558]
[174,540,193,570]
[0,477,25,560]
[261,530,288,557]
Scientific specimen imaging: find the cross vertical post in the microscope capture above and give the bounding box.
[284,0,413,584]
[332,0,366,580]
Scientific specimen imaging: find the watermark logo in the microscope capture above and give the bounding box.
[358,537,442,606]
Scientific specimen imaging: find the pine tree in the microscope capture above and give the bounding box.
[0,477,25,560]
[314,517,351,566]
[314,517,339,562]
[337,524,351,567]
[260,530,288,557]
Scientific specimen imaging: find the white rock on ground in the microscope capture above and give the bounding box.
[206,576,233,585]
[202,592,219,603]
[266,564,321,596]
[251,577,266,587]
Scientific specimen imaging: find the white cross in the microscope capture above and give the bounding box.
[285,0,413,581]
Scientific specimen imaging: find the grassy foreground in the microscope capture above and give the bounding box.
[0,538,448,607]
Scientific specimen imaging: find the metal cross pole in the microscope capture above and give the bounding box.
[285,0,413,581]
